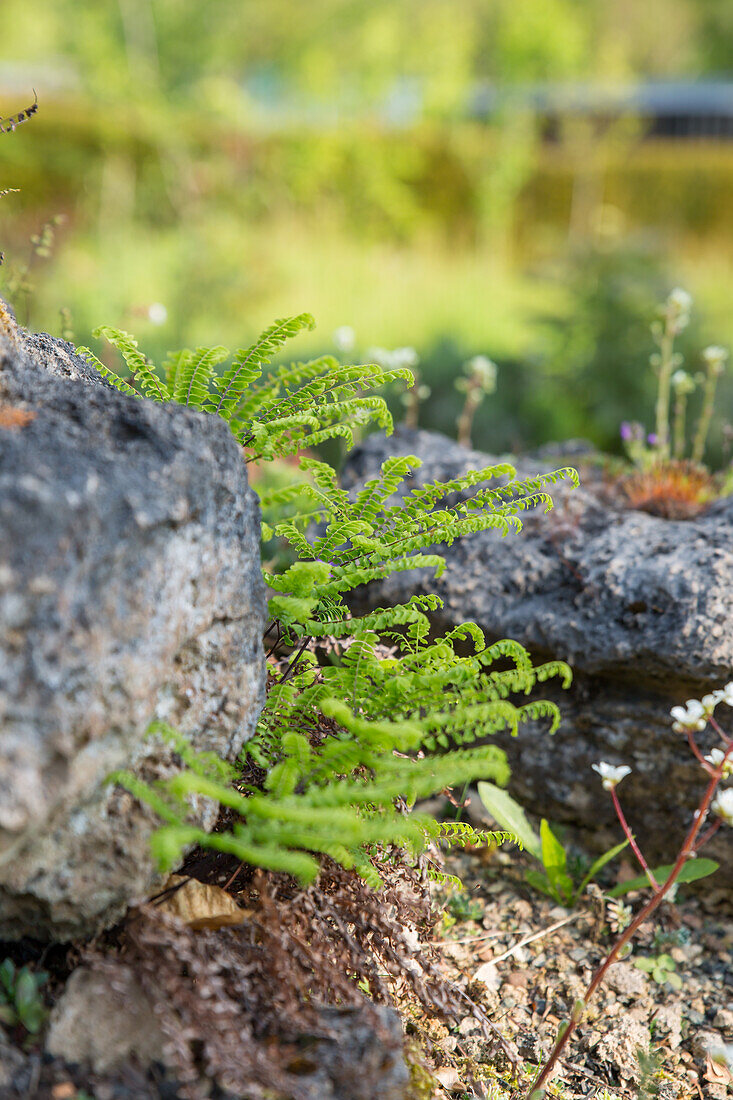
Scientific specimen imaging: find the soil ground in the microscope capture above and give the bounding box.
[423,844,733,1099]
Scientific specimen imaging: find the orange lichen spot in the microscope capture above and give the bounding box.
[0,405,36,430]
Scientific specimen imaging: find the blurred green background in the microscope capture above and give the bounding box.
[2,0,733,456]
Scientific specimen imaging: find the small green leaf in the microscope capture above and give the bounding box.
[607,858,719,898]
[14,969,39,1011]
[573,838,630,903]
[634,957,656,973]
[477,782,541,859]
[540,819,574,905]
[525,868,555,897]
[0,958,15,995]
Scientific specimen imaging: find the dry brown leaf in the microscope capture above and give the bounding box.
[434,1066,463,1091]
[704,1053,733,1088]
[156,875,247,930]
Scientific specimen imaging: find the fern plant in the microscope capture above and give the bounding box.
[114,426,578,889]
[77,315,414,460]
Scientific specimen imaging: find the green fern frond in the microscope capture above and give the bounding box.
[174,345,230,408]
[76,346,139,396]
[206,312,315,419]
[91,311,579,898]
[162,348,192,394]
[92,325,170,401]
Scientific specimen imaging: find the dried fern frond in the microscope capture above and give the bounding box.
[0,91,38,135]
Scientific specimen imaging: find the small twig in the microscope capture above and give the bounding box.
[453,983,520,1068]
[430,929,506,947]
[149,876,190,905]
[280,636,311,682]
[487,912,581,965]
[222,860,246,891]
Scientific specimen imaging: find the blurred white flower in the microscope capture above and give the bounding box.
[704,748,733,778]
[666,288,692,331]
[667,287,692,312]
[148,302,168,325]
[366,346,390,367]
[391,346,419,370]
[465,355,498,392]
[711,788,733,826]
[592,762,632,791]
[333,325,356,352]
[366,346,418,373]
[702,345,728,375]
[400,384,430,405]
[670,699,707,733]
[671,369,695,394]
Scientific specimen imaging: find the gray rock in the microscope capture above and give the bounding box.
[46,967,410,1100]
[342,427,733,883]
[0,1030,27,1089]
[0,326,266,940]
[595,1015,651,1080]
[297,1004,410,1100]
[45,966,163,1073]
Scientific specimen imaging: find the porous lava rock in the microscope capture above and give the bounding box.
[0,316,266,940]
[342,427,733,885]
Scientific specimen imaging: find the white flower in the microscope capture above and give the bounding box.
[333,325,356,352]
[702,345,728,375]
[400,384,430,405]
[666,287,692,324]
[711,788,733,827]
[671,369,695,394]
[465,355,498,392]
[670,699,707,733]
[704,748,733,778]
[701,691,725,715]
[716,681,733,706]
[664,288,692,333]
[668,287,692,312]
[391,346,419,370]
[592,762,632,791]
[366,346,390,367]
[709,1042,733,1072]
[366,345,419,372]
[148,302,168,325]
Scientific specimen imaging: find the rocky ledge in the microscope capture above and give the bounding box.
[0,315,266,940]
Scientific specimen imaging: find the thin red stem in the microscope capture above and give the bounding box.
[710,714,732,744]
[686,728,715,774]
[695,819,721,850]
[611,788,659,891]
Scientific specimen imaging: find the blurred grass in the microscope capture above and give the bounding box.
[3,95,733,460]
